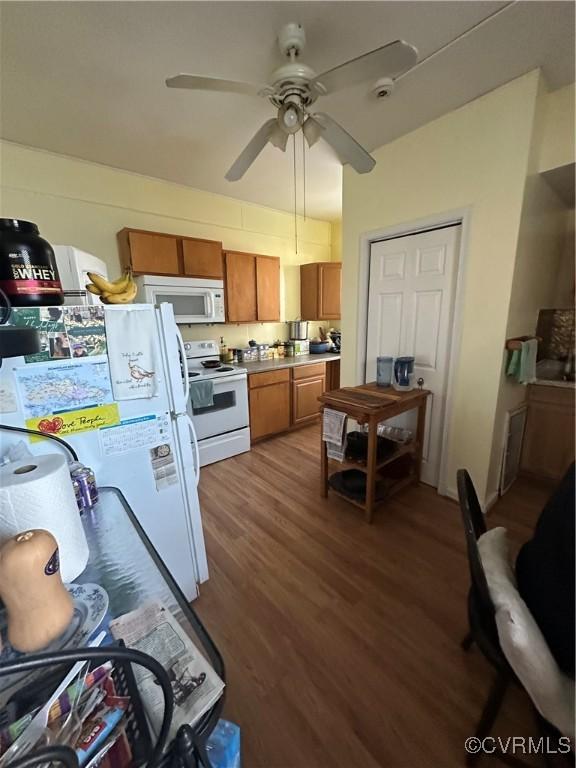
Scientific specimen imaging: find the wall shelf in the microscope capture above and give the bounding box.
[505,335,541,351]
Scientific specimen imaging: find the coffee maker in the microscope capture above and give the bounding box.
[329,331,341,353]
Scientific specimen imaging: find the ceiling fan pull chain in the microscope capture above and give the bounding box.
[293,133,298,255]
[302,129,306,223]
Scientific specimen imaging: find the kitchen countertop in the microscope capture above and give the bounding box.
[533,359,575,388]
[533,379,575,389]
[243,352,340,374]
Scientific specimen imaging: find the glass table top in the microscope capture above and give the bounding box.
[0,486,224,743]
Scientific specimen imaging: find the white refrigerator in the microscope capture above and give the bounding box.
[0,303,207,601]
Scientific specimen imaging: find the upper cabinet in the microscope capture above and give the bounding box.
[224,251,257,322]
[182,238,223,279]
[255,256,281,322]
[300,262,342,320]
[117,228,223,279]
[118,230,181,276]
[224,251,280,323]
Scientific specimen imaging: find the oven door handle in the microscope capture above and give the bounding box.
[186,414,201,487]
[204,373,247,385]
[176,327,190,404]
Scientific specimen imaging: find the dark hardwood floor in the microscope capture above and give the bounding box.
[195,424,550,768]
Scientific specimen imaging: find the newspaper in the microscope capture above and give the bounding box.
[110,601,224,738]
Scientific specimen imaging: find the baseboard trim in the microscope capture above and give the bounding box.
[483,490,500,513]
[443,486,500,514]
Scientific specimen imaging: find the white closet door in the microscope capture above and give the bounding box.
[366,225,461,487]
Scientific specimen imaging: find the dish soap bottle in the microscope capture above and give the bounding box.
[219,336,228,363]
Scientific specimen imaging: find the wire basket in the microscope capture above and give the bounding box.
[0,645,173,768]
[3,642,152,767]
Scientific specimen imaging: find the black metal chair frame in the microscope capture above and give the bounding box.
[457,469,514,765]
[456,469,573,768]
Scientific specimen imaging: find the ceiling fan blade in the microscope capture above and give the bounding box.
[312,113,375,174]
[303,116,323,147]
[313,40,418,94]
[166,74,265,96]
[225,118,279,181]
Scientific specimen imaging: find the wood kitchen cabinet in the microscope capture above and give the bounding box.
[224,251,257,322]
[292,363,326,425]
[224,250,280,323]
[118,229,181,276]
[249,362,328,441]
[300,262,342,320]
[521,384,575,481]
[326,359,341,392]
[256,256,281,322]
[248,370,291,441]
[182,237,223,278]
[117,227,223,278]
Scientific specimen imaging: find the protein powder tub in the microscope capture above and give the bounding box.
[0,219,64,306]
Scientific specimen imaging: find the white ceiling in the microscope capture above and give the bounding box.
[1,1,574,221]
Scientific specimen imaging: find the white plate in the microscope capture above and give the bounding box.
[0,583,108,693]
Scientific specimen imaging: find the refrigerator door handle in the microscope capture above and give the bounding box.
[187,414,201,487]
[175,327,190,404]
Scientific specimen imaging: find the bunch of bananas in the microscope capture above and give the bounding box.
[86,271,137,304]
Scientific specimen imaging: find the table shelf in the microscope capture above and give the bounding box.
[328,441,417,474]
[328,471,416,509]
[320,383,429,523]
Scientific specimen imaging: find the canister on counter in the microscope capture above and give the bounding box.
[285,341,295,357]
[257,344,270,361]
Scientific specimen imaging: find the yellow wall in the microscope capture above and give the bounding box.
[341,71,542,505]
[0,141,333,347]
[330,220,342,262]
[538,83,576,172]
[488,172,569,495]
[489,76,572,497]
[555,210,575,308]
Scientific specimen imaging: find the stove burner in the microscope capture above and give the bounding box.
[217,366,234,372]
[188,371,201,378]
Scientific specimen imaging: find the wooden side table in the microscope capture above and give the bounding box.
[319,383,429,523]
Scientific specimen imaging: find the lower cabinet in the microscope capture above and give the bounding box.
[248,369,291,441]
[292,363,326,425]
[326,359,340,392]
[248,362,329,442]
[521,384,575,481]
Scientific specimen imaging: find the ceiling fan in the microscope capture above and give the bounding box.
[166,23,418,181]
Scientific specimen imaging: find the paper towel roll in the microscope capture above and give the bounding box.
[0,454,89,582]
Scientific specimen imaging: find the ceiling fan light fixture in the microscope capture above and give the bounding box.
[169,25,417,180]
[302,116,323,147]
[278,103,302,134]
[270,124,289,151]
[283,106,299,130]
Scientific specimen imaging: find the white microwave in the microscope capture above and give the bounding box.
[135,275,225,324]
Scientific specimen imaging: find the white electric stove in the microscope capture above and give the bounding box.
[183,340,251,466]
